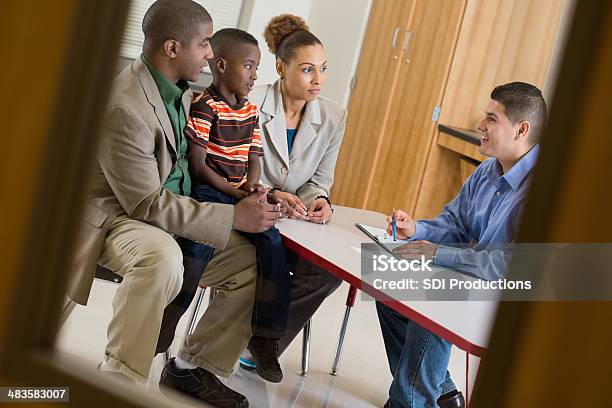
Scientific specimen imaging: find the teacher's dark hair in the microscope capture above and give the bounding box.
[491,82,547,144]
[263,14,322,63]
[142,0,212,53]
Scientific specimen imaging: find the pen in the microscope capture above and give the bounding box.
[392,208,397,241]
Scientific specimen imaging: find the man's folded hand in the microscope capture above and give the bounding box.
[233,191,282,233]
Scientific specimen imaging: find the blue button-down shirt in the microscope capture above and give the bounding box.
[410,145,539,280]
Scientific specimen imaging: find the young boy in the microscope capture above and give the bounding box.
[184,28,289,383]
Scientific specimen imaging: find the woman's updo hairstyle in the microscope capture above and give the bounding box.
[263,14,322,63]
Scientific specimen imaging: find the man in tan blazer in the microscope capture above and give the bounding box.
[67,1,278,406]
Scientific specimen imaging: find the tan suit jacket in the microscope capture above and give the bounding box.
[67,58,234,305]
[249,80,347,207]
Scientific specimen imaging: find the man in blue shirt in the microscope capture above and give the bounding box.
[377,82,547,407]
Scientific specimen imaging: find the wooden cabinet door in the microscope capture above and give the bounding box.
[413,0,566,220]
[331,0,416,207]
[364,0,467,214]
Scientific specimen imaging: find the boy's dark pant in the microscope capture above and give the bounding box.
[156,184,290,354]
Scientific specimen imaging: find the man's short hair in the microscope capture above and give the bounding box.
[491,82,547,144]
[210,28,259,59]
[142,0,212,52]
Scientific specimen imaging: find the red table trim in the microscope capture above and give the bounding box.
[282,235,488,357]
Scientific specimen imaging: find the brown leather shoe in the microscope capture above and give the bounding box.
[247,336,283,383]
[159,358,248,408]
[437,390,465,408]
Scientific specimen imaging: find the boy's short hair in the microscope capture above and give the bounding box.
[142,0,212,52]
[210,28,259,59]
[491,82,547,144]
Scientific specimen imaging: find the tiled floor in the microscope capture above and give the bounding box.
[57,279,480,407]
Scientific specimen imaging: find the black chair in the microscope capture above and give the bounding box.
[95,265,123,284]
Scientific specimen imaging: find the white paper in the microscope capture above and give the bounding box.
[357,224,399,243]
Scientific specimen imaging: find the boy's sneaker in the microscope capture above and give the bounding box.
[247,336,283,383]
[239,349,256,371]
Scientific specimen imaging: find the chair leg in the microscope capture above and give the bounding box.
[330,286,358,376]
[185,286,206,337]
[300,319,312,376]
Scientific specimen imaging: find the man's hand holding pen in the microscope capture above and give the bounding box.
[386,209,437,262]
[386,209,416,240]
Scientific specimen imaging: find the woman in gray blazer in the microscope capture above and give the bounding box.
[242,14,348,375]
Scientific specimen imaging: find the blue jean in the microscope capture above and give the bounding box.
[376,302,456,408]
[191,184,290,338]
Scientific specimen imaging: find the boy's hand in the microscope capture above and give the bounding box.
[307,198,333,224]
[269,191,308,219]
[230,189,248,201]
[242,181,266,194]
[386,209,416,239]
[233,191,282,233]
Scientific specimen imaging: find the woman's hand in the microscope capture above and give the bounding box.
[269,191,308,219]
[306,197,333,224]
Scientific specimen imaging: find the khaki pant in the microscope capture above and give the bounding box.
[100,216,256,381]
[178,232,256,377]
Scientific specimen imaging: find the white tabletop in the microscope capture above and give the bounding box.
[276,205,497,356]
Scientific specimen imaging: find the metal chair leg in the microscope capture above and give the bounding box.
[331,286,358,376]
[185,286,206,337]
[300,319,312,376]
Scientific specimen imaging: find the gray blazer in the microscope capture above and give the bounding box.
[249,80,347,206]
[67,58,234,305]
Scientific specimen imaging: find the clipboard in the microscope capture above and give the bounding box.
[355,223,401,259]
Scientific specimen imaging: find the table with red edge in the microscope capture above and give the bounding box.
[276,205,498,403]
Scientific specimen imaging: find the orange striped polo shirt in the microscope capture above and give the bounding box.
[185,85,264,187]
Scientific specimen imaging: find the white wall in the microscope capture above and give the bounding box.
[307,0,372,106]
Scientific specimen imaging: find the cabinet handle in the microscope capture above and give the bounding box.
[391,27,401,48]
[402,31,414,63]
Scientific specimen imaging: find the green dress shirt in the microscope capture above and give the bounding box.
[142,54,191,196]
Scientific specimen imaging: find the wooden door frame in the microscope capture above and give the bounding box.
[471,0,612,406]
[0,1,183,406]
